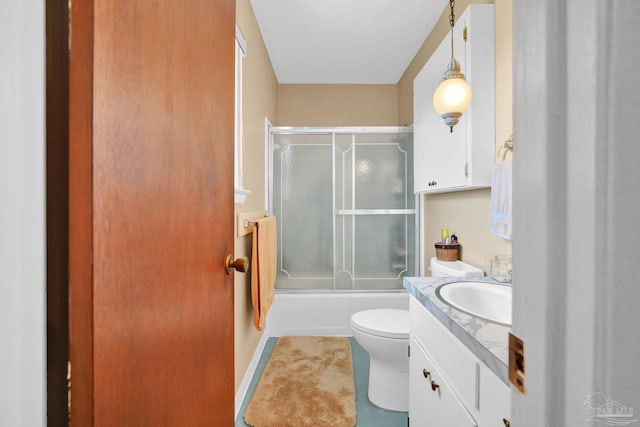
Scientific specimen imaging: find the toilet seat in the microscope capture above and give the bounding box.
[351,309,409,339]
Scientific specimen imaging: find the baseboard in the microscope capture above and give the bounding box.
[234,333,269,420]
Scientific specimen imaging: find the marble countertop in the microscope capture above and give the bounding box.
[403,276,511,385]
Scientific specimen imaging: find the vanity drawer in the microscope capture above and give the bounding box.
[410,296,479,415]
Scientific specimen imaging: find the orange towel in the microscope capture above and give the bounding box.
[251,216,277,331]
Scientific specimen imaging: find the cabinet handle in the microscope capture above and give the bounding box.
[503,418,510,427]
[431,380,440,391]
[422,369,430,379]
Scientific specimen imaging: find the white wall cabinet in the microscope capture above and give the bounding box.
[409,296,510,426]
[413,5,495,193]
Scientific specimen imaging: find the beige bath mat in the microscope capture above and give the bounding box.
[243,336,356,427]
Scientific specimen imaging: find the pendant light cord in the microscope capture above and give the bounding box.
[449,0,455,60]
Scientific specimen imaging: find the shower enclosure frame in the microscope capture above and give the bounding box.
[268,126,420,292]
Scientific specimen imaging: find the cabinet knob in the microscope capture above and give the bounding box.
[431,380,440,391]
[503,418,510,427]
[422,369,430,379]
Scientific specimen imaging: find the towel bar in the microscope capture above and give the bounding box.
[237,211,268,236]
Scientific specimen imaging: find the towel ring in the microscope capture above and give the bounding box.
[500,135,513,161]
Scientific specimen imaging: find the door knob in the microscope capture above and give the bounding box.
[225,254,249,275]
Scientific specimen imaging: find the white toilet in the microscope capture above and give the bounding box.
[351,308,410,412]
[351,258,484,412]
[429,256,484,278]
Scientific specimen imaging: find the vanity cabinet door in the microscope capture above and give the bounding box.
[478,363,511,427]
[410,337,478,427]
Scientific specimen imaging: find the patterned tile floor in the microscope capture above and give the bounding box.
[235,337,408,427]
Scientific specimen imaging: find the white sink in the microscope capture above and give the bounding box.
[436,281,512,326]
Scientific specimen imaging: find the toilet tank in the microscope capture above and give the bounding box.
[430,257,484,278]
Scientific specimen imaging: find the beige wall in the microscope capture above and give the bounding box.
[279,84,398,126]
[234,0,279,392]
[423,188,509,272]
[494,0,513,163]
[397,0,512,274]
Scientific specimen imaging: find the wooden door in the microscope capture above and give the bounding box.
[69,0,236,425]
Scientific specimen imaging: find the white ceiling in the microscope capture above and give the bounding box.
[249,0,445,84]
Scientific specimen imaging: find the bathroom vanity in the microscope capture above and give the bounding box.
[404,277,511,427]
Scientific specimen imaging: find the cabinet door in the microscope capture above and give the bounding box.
[413,4,495,194]
[413,20,468,193]
[410,337,478,427]
[478,363,511,427]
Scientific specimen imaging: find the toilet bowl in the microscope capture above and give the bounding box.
[351,308,409,412]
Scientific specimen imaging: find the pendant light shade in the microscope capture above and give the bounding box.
[433,0,471,133]
[432,58,472,131]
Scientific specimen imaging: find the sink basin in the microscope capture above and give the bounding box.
[436,281,512,326]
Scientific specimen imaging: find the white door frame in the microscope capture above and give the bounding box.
[513,1,640,426]
[0,1,46,426]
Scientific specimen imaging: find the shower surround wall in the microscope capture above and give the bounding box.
[270,127,416,291]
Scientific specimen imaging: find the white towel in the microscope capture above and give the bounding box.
[490,160,512,240]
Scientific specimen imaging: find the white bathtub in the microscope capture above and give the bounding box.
[265,290,409,336]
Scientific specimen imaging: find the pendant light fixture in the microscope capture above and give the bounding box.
[432,0,471,133]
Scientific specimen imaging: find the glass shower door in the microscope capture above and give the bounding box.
[272,128,415,291]
[272,133,334,290]
[334,132,415,290]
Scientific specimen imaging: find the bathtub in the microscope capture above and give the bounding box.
[265,290,409,336]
